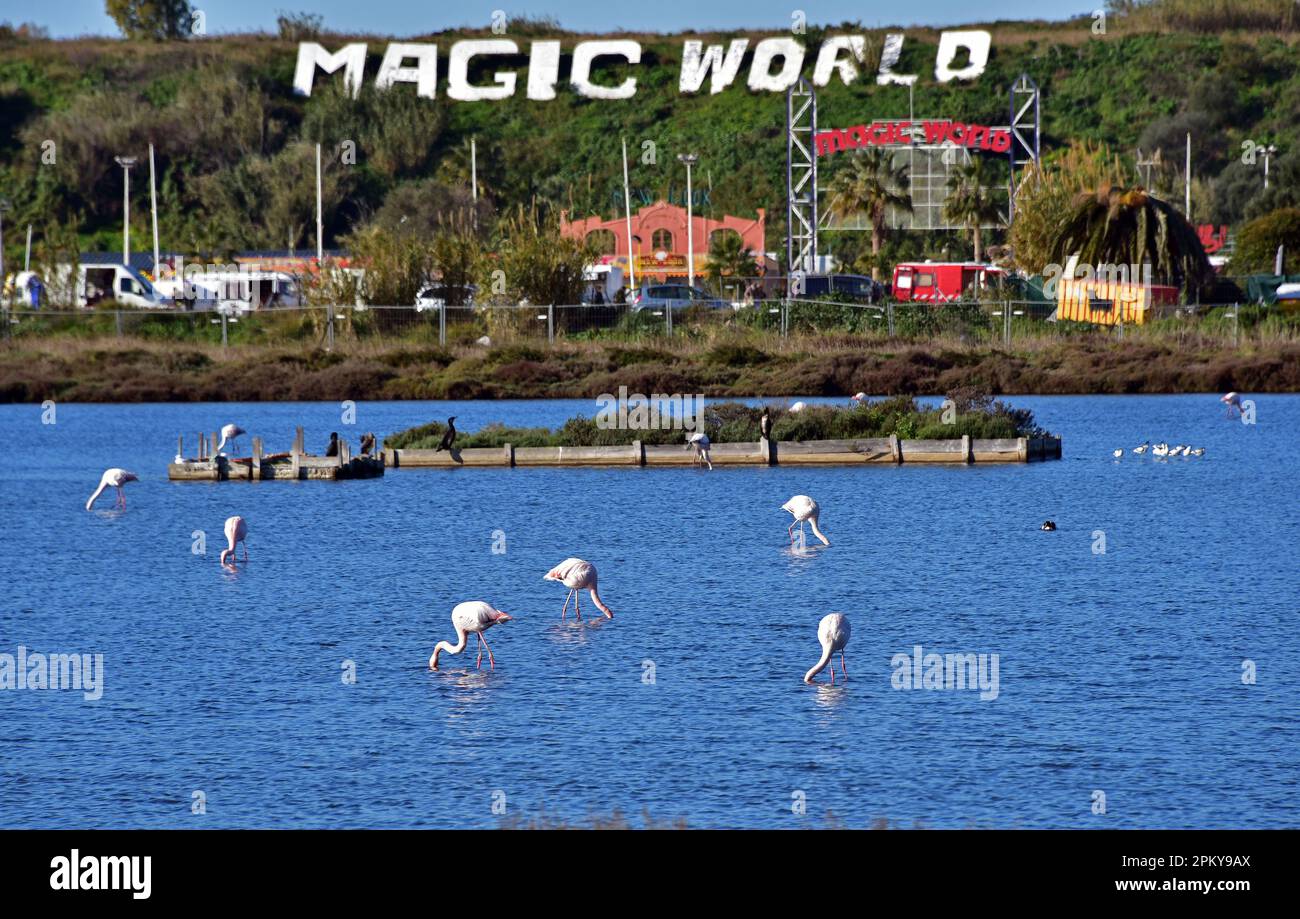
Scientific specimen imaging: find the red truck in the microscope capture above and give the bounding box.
[891,262,1006,302]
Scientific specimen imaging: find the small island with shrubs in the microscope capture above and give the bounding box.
[382,389,1060,467]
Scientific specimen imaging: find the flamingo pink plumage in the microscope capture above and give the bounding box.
[544,557,613,620]
[429,601,513,671]
[220,515,248,567]
[782,495,830,547]
[214,424,246,456]
[86,468,138,510]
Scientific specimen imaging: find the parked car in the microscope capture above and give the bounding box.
[415,284,476,311]
[630,284,730,313]
[791,273,884,303]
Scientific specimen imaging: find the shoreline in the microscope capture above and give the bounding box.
[3,336,1298,402]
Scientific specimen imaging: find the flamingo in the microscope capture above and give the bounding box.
[214,424,246,456]
[804,613,851,685]
[782,495,830,547]
[220,515,248,567]
[429,601,513,671]
[1221,392,1243,416]
[790,401,807,413]
[851,392,867,407]
[1133,441,1150,455]
[86,468,138,510]
[686,431,713,470]
[544,557,614,620]
[1112,449,1123,459]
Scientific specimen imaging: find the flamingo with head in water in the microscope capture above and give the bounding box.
[851,392,867,407]
[544,557,613,620]
[429,601,513,671]
[782,495,830,547]
[220,515,248,567]
[86,468,138,510]
[686,431,713,470]
[805,613,851,684]
[1221,392,1243,416]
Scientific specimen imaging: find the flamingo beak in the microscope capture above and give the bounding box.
[496,612,513,623]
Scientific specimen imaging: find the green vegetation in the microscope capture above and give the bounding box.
[1,4,1298,283]
[1232,208,1300,274]
[384,390,1048,450]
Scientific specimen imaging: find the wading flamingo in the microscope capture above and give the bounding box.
[790,401,807,413]
[782,495,830,547]
[1221,392,1243,416]
[804,613,851,685]
[220,515,248,567]
[851,392,867,407]
[86,468,138,510]
[686,431,713,470]
[429,601,513,671]
[544,557,613,620]
[214,424,246,456]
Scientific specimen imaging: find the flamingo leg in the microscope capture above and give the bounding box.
[574,591,582,620]
[480,634,495,670]
[561,589,572,620]
[828,663,835,685]
[116,486,126,508]
[242,541,249,562]
[788,521,796,543]
[475,633,484,669]
[840,651,848,681]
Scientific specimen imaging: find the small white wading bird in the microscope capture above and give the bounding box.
[429,601,513,671]
[1190,447,1205,457]
[686,431,714,470]
[544,558,614,620]
[1112,448,1124,458]
[805,613,851,685]
[214,423,247,456]
[86,468,138,510]
[220,515,248,567]
[1152,442,1169,457]
[1133,441,1150,455]
[782,495,830,547]
[790,401,807,413]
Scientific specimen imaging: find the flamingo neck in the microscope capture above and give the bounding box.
[808,518,830,547]
[589,587,614,618]
[86,483,107,510]
[804,641,833,683]
[431,628,468,667]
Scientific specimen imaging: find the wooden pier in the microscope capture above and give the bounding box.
[169,427,385,481]
[384,435,1062,468]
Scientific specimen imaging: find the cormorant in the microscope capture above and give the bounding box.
[760,407,772,441]
[435,417,457,452]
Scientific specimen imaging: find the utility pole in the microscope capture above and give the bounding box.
[115,155,138,266]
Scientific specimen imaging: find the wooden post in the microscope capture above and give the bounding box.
[632,439,644,466]
[210,432,218,458]
[295,426,305,456]
[339,439,350,465]
[889,434,901,464]
[252,437,263,480]
[1017,437,1028,462]
[760,436,775,465]
[962,434,972,464]
[503,443,514,467]
[291,428,302,479]
[177,434,183,460]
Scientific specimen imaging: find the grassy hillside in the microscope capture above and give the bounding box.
[1,6,1298,273]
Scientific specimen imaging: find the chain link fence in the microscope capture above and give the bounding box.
[1,300,1293,348]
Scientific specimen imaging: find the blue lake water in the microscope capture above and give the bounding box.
[1,394,1297,828]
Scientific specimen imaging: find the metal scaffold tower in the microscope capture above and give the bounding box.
[1008,73,1041,221]
[786,77,818,274]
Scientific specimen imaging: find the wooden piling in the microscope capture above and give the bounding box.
[252,437,263,480]
[889,434,901,464]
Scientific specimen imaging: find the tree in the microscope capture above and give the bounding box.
[825,148,912,281]
[1231,208,1300,275]
[705,230,758,286]
[1049,184,1212,293]
[482,204,590,305]
[105,0,193,40]
[1009,141,1129,275]
[943,157,1003,264]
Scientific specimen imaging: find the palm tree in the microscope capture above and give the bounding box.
[705,230,758,287]
[943,157,1003,263]
[825,148,912,281]
[1050,183,1212,292]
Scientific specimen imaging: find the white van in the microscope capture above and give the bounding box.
[49,263,173,309]
[164,270,301,314]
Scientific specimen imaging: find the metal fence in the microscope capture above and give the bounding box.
[1,300,1291,349]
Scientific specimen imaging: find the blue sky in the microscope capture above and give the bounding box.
[23,1,1096,38]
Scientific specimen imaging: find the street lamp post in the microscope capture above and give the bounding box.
[115,156,137,267]
[677,153,699,288]
[1263,144,1278,189]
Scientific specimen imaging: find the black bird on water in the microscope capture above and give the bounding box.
[760,407,773,441]
[1040,520,1056,531]
[435,417,457,452]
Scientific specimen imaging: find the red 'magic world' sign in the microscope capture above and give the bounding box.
[816,120,1013,157]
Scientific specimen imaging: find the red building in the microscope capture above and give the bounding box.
[560,201,767,285]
